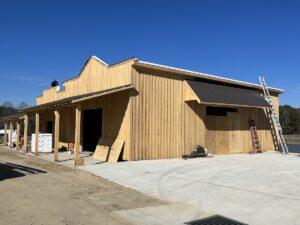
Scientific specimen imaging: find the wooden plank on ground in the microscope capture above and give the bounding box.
[93,138,114,161]
[108,139,125,163]
[93,146,110,161]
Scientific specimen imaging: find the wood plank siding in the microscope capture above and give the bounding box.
[30,56,281,161]
[36,57,134,105]
[130,67,279,160]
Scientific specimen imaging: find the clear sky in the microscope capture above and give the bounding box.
[0,0,299,107]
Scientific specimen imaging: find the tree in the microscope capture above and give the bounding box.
[17,102,29,109]
[2,101,14,108]
[279,105,300,135]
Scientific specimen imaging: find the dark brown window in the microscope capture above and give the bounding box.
[206,106,238,116]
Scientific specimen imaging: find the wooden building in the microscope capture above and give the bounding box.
[12,56,282,162]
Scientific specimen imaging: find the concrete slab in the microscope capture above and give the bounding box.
[32,151,102,168]
[83,152,300,225]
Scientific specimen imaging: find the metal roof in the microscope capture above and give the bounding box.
[134,60,283,94]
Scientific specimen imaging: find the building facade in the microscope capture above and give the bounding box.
[17,56,281,161]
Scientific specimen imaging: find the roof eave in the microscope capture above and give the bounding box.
[133,60,284,94]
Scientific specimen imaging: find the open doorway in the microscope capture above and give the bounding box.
[82,108,102,152]
[46,121,53,133]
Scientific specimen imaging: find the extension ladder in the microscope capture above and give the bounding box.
[249,119,262,153]
[259,76,289,154]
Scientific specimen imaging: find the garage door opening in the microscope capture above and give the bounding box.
[82,108,102,152]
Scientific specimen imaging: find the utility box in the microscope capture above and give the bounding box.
[31,133,53,153]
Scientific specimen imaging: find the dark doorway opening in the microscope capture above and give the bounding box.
[46,121,53,133]
[83,108,102,152]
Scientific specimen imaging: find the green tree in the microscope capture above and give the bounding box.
[2,101,14,108]
[17,102,29,109]
[279,105,300,134]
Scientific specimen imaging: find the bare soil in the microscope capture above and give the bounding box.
[0,147,162,225]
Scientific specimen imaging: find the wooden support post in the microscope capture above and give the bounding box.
[4,122,7,146]
[23,114,28,152]
[35,112,39,156]
[54,110,60,162]
[9,121,13,148]
[16,121,20,150]
[74,105,83,166]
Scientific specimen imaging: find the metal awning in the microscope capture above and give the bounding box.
[184,80,271,108]
[21,84,135,112]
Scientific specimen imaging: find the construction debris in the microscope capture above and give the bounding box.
[182,145,212,160]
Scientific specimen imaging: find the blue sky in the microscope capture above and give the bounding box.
[0,0,299,107]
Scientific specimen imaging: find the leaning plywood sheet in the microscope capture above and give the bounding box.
[93,146,110,161]
[93,138,114,161]
[108,139,125,163]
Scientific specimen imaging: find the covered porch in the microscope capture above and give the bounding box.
[0,114,25,150]
[20,84,134,166]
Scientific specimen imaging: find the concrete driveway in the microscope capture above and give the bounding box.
[83,152,300,225]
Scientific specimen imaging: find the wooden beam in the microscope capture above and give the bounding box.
[16,121,20,150]
[35,112,39,156]
[74,105,82,165]
[23,114,28,152]
[4,122,7,146]
[54,110,60,162]
[71,84,134,103]
[9,122,13,148]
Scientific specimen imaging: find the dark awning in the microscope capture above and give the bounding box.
[185,80,271,108]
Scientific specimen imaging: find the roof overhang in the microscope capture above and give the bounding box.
[0,113,25,122]
[133,60,283,94]
[21,84,135,113]
[184,80,271,109]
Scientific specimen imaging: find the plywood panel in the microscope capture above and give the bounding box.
[108,139,125,163]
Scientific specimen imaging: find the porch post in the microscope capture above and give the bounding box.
[74,105,81,163]
[23,114,29,152]
[16,120,20,150]
[4,122,7,146]
[35,112,39,156]
[54,110,60,162]
[9,121,13,148]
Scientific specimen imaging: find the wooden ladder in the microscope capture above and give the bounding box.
[259,75,289,154]
[249,119,262,154]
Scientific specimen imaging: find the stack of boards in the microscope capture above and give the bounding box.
[93,138,124,163]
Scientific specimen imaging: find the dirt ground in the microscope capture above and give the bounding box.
[0,147,163,225]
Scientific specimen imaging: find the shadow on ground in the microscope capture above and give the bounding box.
[0,162,46,181]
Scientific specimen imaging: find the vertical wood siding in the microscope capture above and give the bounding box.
[36,58,134,105]
[131,67,280,160]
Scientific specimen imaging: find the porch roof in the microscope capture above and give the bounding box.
[0,113,25,122]
[21,84,135,112]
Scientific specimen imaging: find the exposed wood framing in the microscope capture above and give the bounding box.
[23,114,29,152]
[35,112,39,156]
[16,121,20,150]
[9,122,13,148]
[74,105,81,163]
[4,122,7,146]
[54,110,60,161]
